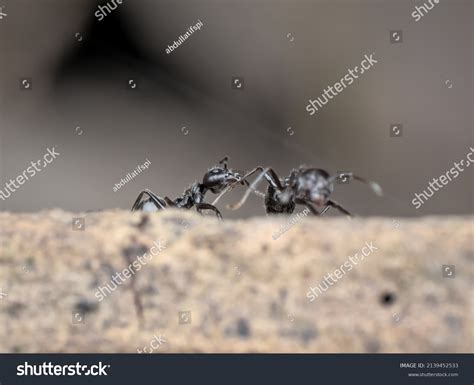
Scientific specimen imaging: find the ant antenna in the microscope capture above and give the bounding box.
[227,168,270,210]
[219,156,229,170]
[211,166,266,206]
[331,173,383,196]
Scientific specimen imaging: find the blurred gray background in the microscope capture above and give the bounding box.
[0,0,472,218]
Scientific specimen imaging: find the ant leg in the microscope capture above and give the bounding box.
[241,166,265,180]
[236,166,277,190]
[326,199,353,217]
[211,180,265,206]
[227,168,283,210]
[227,168,269,210]
[258,168,284,190]
[211,184,237,206]
[164,197,176,206]
[239,167,268,197]
[132,191,148,211]
[196,203,223,220]
[320,205,332,216]
[302,203,320,215]
[131,189,167,211]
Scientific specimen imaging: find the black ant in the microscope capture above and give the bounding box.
[224,166,383,216]
[131,157,261,219]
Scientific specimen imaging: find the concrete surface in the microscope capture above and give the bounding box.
[0,210,472,352]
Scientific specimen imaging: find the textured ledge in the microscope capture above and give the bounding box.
[0,210,472,353]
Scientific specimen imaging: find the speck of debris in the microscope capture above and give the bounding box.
[218,252,231,261]
[74,300,98,314]
[163,216,179,224]
[237,318,251,338]
[269,301,279,316]
[101,262,116,276]
[425,293,438,305]
[249,286,259,295]
[193,237,217,251]
[89,277,100,288]
[7,302,26,317]
[364,338,381,353]
[135,214,150,230]
[380,291,396,306]
[279,324,318,344]
[224,228,241,239]
[444,315,462,330]
[122,244,149,260]
[160,264,171,274]
[464,250,474,261]
[301,326,318,344]
[321,242,332,252]
[302,267,311,279]
[143,284,159,295]
[25,256,36,269]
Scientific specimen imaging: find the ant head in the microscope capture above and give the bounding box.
[203,166,241,193]
[293,168,334,206]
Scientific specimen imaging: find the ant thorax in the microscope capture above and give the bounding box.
[174,182,203,208]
